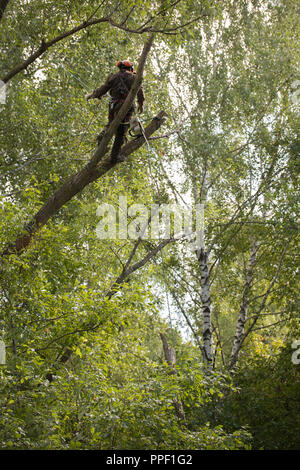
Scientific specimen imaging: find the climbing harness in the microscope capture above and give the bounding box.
[129,116,142,137]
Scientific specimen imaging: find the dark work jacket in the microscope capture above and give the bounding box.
[91,70,145,107]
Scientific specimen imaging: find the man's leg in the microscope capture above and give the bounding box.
[110,107,133,163]
[110,123,127,162]
[96,102,115,145]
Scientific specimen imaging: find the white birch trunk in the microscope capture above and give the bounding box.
[199,248,213,367]
[193,171,213,368]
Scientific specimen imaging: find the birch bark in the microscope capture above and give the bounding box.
[198,248,213,367]
[193,171,213,368]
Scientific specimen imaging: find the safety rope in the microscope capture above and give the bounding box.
[136,117,175,338]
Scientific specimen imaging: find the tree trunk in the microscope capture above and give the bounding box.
[229,241,259,369]
[160,332,187,426]
[0,0,9,21]
[198,248,213,367]
[193,170,213,368]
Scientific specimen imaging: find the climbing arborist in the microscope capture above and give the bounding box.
[86,60,145,163]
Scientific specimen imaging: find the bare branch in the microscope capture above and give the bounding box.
[171,291,205,358]
[231,239,292,364]
[106,236,177,298]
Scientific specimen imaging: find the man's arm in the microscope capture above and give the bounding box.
[86,74,114,100]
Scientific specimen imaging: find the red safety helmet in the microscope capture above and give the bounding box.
[116,60,133,70]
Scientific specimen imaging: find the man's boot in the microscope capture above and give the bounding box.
[112,153,125,163]
[111,154,125,164]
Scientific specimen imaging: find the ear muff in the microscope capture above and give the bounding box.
[116,60,133,69]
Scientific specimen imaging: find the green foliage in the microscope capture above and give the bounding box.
[0,0,299,451]
[209,339,300,450]
[0,320,250,450]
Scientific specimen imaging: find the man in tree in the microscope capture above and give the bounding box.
[86,60,145,163]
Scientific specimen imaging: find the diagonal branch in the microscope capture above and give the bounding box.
[2,34,160,256]
[2,110,166,256]
[106,235,176,298]
[2,2,205,84]
[2,16,111,83]
[229,241,260,369]
[38,235,178,366]
[0,0,9,22]
[229,239,292,369]
[171,290,205,358]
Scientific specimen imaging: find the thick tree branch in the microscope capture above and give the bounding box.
[1,34,163,256]
[2,16,111,83]
[0,0,9,21]
[2,2,205,84]
[2,110,166,257]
